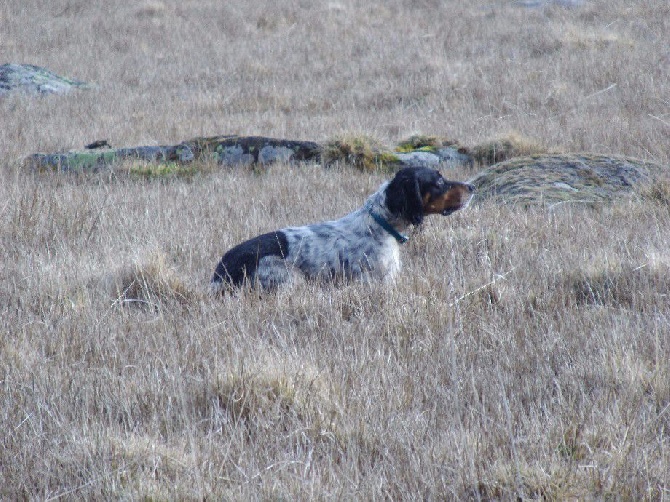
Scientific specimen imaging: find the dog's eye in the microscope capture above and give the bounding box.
[436,178,445,186]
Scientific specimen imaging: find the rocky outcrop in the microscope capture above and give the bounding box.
[25,136,323,172]
[21,129,668,207]
[469,153,664,205]
[27,144,194,172]
[0,63,90,96]
[25,135,476,172]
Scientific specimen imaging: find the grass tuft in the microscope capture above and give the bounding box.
[471,132,548,166]
[110,253,194,309]
[126,161,201,180]
[569,263,670,310]
[637,177,670,209]
[322,134,400,171]
[395,134,441,152]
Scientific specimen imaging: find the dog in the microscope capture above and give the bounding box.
[211,167,474,291]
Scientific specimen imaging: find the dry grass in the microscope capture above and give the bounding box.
[471,132,549,167]
[1,0,669,499]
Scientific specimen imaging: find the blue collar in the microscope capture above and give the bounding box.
[369,210,409,244]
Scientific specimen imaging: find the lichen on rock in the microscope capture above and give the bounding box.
[0,63,90,96]
[183,135,322,166]
[469,153,664,205]
[26,144,194,172]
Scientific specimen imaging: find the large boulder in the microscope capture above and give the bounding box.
[469,153,666,205]
[0,63,90,96]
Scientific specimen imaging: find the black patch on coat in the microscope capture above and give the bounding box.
[385,168,426,225]
[212,231,289,286]
[313,225,335,240]
[385,167,451,225]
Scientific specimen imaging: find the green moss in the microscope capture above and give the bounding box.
[395,135,442,153]
[128,162,200,180]
[66,151,118,170]
[470,153,662,205]
[376,152,402,172]
[323,134,400,171]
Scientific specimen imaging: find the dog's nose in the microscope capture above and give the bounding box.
[465,183,476,193]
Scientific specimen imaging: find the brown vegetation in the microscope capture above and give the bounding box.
[1,0,669,499]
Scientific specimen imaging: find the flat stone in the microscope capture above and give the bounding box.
[395,151,441,169]
[0,63,90,96]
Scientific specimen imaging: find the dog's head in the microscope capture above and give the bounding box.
[385,167,475,226]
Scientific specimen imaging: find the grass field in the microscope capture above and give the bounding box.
[1,0,669,499]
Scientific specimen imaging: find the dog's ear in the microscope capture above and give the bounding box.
[386,168,424,225]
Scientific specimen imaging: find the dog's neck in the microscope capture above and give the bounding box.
[363,182,412,233]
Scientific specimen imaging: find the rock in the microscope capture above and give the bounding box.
[435,147,475,168]
[395,151,441,169]
[321,134,474,171]
[26,144,194,171]
[24,136,320,171]
[183,135,323,166]
[0,63,90,96]
[85,140,112,150]
[394,135,474,169]
[394,147,474,169]
[21,133,488,173]
[469,153,665,205]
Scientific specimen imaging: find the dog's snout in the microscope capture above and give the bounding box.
[465,183,475,193]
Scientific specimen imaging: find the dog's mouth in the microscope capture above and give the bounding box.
[440,203,467,216]
[425,182,476,216]
[440,196,473,216]
[441,207,459,216]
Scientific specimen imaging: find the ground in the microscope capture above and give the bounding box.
[1,0,669,499]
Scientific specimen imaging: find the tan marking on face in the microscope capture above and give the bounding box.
[422,184,473,214]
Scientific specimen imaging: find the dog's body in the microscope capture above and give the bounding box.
[211,167,474,291]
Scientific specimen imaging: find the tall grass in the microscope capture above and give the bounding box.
[1,0,669,498]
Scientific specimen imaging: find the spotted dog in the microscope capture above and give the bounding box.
[211,167,474,291]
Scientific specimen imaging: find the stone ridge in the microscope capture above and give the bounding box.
[0,63,90,96]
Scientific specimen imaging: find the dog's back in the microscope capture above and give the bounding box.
[211,231,289,289]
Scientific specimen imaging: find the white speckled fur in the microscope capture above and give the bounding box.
[257,182,404,286]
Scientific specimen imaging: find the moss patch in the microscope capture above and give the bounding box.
[0,63,90,96]
[323,134,401,171]
[471,132,548,166]
[127,162,202,180]
[469,153,665,205]
[395,135,442,153]
[395,134,464,153]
